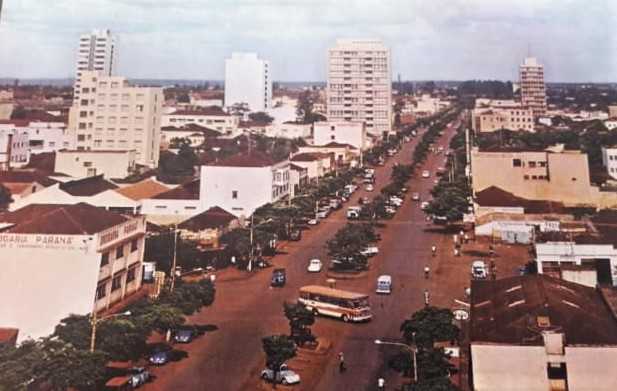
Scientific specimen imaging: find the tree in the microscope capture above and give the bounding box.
[399,306,460,350]
[295,90,325,124]
[325,223,371,271]
[262,334,297,388]
[283,302,316,346]
[0,184,13,212]
[248,112,274,124]
[425,180,471,223]
[393,98,404,129]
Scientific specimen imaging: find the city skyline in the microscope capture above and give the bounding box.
[0,0,616,83]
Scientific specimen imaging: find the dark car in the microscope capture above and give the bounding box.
[271,268,286,287]
[174,327,198,343]
[289,228,302,241]
[146,343,172,365]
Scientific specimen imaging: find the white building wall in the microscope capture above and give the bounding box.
[70,71,163,167]
[0,215,145,343]
[313,121,365,150]
[55,150,136,179]
[471,344,617,391]
[224,52,272,112]
[0,130,29,169]
[327,38,392,135]
[161,112,238,135]
[535,241,617,287]
[139,199,203,224]
[601,146,617,180]
[74,29,116,105]
[200,163,289,217]
[263,123,312,139]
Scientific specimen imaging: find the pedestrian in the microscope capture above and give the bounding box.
[339,352,346,372]
[464,233,469,244]
[424,264,430,279]
[378,377,386,390]
[431,245,436,256]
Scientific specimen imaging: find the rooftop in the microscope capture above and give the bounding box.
[170,109,230,117]
[470,274,617,346]
[0,169,57,187]
[0,203,131,235]
[475,186,565,214]
[58,175,118,196]
[178,206,236,231]
[152,179,200,200]
[114,179,172,201]
[211,151,282,167]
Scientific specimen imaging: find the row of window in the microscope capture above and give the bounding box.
[96,266,138,299]
[523,174,548,180]
[100,239,139,267]
[512,159,548,168]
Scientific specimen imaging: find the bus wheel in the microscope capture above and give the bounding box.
[342,314,350,322]
[312,308,319,316]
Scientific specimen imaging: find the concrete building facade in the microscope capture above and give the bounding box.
[327,38,392,135]
[0,130,29,170]
[74,29,117,105]
[199,151,290,217]
[0,120,74,154]
[313,121,366,150]
[470,146,599,207]
[162,109,238,136]
[0,203,146,343]
[519,57,547,118]
[69,71,163,168]
[224,52,272,112]
[472,100,534,133]
[55,150,136,179]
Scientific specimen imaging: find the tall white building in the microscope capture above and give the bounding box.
[74,29,117,105]
[68,71,163,168]
[224,52,271,112]
[327,38,392,135]
[519,57,547,119]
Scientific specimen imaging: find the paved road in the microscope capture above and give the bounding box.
[140,117,463,391]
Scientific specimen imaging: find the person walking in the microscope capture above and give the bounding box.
[431,245,436,256]
[378,377,386,390]
[339,352,346,372]
[424,264,430,279]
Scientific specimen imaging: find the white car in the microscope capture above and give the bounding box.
[366,184,374,192]
[421,170,430,178]
[471,260,488,279]
[307,259,323,272]
[411,192,420,201]
[420,201,429,210]
[307,218,319,225]
[261,364,301,385]
[360,247,379,257]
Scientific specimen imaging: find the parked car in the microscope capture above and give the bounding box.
[471,260,488,279]
[316,208,330,218]
[307,259,323,273]
[366,184,374,192]
[421,170,430,178]
[420,201,429,210]
[307,218,319,226]
[271,268,287,287]
[261,364,301,385]
[289,227,302,241]
[147,344,172,365]
[174,327,198,343]
[125,367,150,388]
[360,246,379,257]
[411,192,420,201]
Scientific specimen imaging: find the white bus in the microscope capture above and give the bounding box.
[298,285,372,322]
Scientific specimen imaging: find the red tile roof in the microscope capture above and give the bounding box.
[153,179,200,200]
[212,151,280,167]
[59,175,118,196]
[290,152,331,162]
[0,328,18,345]
[0,169,57,187]
[178,206,236,231]
[115,179,171,201]
[0,203,131,234]
[475,186,564,214]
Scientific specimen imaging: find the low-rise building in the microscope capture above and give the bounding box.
[0,203,147,343]
[0,169,58,202]
[289,152,333,180]
[162,109,239,136]
[470,274,617,391]
[472,99,534,133]
[0,120,73,153]
[139,179,201,225]
[0,130,29,170]
[470,145,601,207]
[263,122,312,139]
[601,144,617,180]
[313,121,366,151]
[55,149,136,179]
[177,206,239,249]
[199,151,290,217]
[296,142,358,167]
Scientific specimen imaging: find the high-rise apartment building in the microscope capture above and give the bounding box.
[74,29,117,105]
[327,38,392,135]
[519,57,547,119]
[224,52,271,112]
[68,71,163,168]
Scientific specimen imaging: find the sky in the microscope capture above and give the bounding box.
[0,0,616,82]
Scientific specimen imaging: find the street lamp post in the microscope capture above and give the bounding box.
[375,337,418,382]
[90,310,131,353]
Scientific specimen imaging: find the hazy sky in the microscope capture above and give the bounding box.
[1,0,616,82]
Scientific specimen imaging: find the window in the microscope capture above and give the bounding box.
[126,267,137,282]
[96,283,107,299]
[130,239,138,252]
[513,158,522,167]
[101,252,110,266]
[232,190,238,199]
[523,175,530,180]
[547,363,568,391]
[116,245,124,259]
[77,134,86,141]
[528,161,537,168]
[111,274,123,291]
